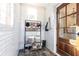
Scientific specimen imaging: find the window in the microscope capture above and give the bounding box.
[0,3,13,27]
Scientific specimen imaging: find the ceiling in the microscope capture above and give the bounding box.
[22,3,59,8]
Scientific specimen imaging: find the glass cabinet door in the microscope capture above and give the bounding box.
[67,3,77,15]
[59,28,76,39]
[59,28,65,38]
[59,18,66,38]
[59,18,66,28]
[67,14,76,27]
[58,3,77,40]
[59,7,66,18]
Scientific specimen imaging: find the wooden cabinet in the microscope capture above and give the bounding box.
[59,7,66,18]
[67,3,77,15]
[57,41,65,51]
[59,18,66,28]
[67,14,76,27]
[57,38,77,56]
[65,44,75,56]
[76,48,79,56]
[57,3,79,56]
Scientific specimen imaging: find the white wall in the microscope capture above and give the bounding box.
[0,3,21,56]
[19,4,46,49]
[45,4,57,53]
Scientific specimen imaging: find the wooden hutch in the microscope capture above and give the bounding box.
[57,3,79,56]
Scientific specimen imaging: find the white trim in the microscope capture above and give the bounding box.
[47,47,60,56]
[56,3,62,8]
[53,51,61,56]
[53,3,62,56]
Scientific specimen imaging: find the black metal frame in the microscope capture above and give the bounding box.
[24,20,41,53]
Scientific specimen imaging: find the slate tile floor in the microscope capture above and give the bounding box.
[18,48,57,56]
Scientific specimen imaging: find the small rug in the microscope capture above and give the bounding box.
[18,48,57,56]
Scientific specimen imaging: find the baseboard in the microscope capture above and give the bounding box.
[46,47,60,56]
[53,51,61,56]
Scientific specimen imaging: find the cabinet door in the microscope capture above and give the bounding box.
[59,28,65,38]
[65,44,75,56]
[67,3,77,15]
[57,41,65,51]
[59,18,66,28]
[67,14,76,27]
[59,7,66,18]
[59,18,66,38]
[76,50,79,56]
[75,48,79,56]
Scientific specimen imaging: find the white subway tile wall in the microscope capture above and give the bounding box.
[0,3,21,56]
[0,31,19,56]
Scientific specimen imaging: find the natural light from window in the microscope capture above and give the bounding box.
[0,3,13,27]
